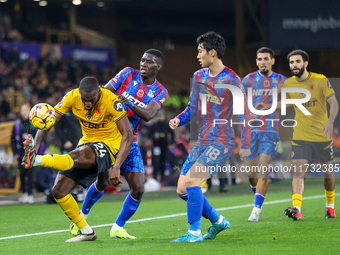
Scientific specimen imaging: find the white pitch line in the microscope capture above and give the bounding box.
[1,193,338,241]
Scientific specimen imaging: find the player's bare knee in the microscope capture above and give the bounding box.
[70,146,95,167]
[176,186,186,195]
[96,179,110,191]
[131,186,144,200]
[52,185,67,199]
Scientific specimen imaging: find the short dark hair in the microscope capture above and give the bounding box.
[196,31,226,59]
[79,77,99,93]
[287,49,309,62]
[145,49,164,63]
[257,47,274,59]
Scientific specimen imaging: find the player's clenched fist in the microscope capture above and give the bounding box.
[169,117,180,130]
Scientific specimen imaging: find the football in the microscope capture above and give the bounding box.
[29,103,56,130]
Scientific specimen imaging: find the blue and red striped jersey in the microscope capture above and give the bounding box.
[177,67,251,149]
[107,67,168,142]
[242,71,286,132]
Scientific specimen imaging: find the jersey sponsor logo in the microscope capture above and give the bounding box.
[148,90,155,97]
[137,89,144,97]
[114,101,123,111]
[133,81,138,86]
[74,107,82,111]
[121,91,147,108]
[301,100,316,108]
[199,93,224,105]
[256,77,260,82]
[253,89,273,96]
[197,82,223,106]
[159,97,166,103]
[80,120,105,129]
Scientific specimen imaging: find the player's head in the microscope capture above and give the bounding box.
[79,76,100,111]
[196,31,226,67]
[20,103,31,120]
[256,47,275,76]
[287,49,309,78]
[140,49,163,79]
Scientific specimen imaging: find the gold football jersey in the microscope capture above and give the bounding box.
[284,72,335,142]
[55,88,126,161]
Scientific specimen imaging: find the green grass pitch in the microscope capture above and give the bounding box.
[1,179,339,255]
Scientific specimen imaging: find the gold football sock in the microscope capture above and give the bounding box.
[55,194,87,230]
[40,154,74,171]
[325,190,335,205]
[292,194,303,209]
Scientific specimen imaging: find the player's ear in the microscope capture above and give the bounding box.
[271,57,275,65]
[304,61,309,68]
[157,63,162,71]
[211,49,217,58]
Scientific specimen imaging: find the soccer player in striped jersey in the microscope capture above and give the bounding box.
[70,49,168,239]
[169,31,251,243]
[242,47,286,221]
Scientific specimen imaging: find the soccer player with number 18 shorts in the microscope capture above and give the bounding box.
[69,49,168,239]
[169,31,251,243]
[284,49,339,220]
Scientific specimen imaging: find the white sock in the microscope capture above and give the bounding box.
[111,223,123,232]
[326,203,334,209]
[188,230,201,236]
[33,155,41,166]
[81,211,89,220]
[295,206,301,212]
[215,215,223,224]
[80,224,92,234]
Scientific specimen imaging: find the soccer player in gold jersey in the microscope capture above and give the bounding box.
[283,50,338,220]
[22,77,133,242]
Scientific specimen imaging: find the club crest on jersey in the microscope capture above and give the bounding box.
[223,147,230,155]
[114,101,123,111]
[148,90,155,97]
[137,89,144,97]
[86,114,93,121]
[272,77,278,83]
[299,93,305,98]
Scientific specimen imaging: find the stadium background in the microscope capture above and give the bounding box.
[0,0,340,200]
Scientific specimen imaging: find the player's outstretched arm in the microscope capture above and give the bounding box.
[34,112,63,153]
[118,95,160,122]
[111,115,133,185]
[322,95,339,140]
